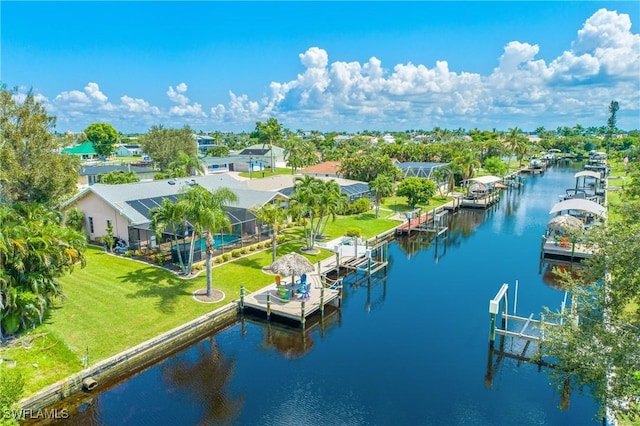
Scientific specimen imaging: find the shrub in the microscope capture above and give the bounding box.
[222,253,231,261]
[214,256,223,264]
[345,227,362,237]
[350,198,371,214]
[192,263,204,271]
[256,242,265,249]
[264,241,272,248]
[231,249,241,258]
[240,247,249,254]
[276,234,287,243]
[123,250,134,257]
[248,245,256,251]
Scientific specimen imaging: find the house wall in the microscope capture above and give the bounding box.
[75,192,132,243]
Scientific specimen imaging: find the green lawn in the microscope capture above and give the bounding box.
[237,167,293,178]
[3,239,337,395]
[3,209,403,396]
[381,195,452,214]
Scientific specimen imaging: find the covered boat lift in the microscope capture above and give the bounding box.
[461,175,503,208]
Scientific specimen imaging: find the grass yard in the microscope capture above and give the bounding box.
[381,195,453,214]
[5,239,335,395]
[237,167,292,179]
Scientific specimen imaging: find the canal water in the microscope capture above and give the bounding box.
[65,164,600,425]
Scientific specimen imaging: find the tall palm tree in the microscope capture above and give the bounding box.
[291,176,323,250]
[315,180,348,238]
[505,127,528,170]
[251,199,287,264]
[178,186,238,297]
[369,175,394,217]
[453,151,481,181]
[150,198,188,275]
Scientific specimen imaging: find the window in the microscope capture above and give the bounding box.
[89,217,94,233]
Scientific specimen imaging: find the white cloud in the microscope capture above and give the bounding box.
[85,82,108,103]
[167,84,189,105]
[31,8,640,132]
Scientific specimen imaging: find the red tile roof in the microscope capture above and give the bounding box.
[300,161,341,175]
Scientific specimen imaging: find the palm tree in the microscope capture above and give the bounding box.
[150,198,188,275]
[453,151,481,181]
[291,176,322,250]
[251,200,287,264]
[178,186,238,297]
[170,151,205,176]
[369,175,394,217]
[505,127,528,170]
[315,180,348,238]
[255,118,283,172]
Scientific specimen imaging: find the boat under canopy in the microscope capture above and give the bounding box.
[548,199,607,217]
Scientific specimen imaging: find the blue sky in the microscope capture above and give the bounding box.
[2,1,639,133]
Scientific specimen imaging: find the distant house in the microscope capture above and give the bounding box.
[238,144,286,169]
[115,144,143,157]
[381,134,395,144]
[63,174,287,251]
[201,155,265,174]
[78,164,157,187]
[194,134,217,154]
[61,141,99,161]
[244,174,372,203]
[299,161,341,178]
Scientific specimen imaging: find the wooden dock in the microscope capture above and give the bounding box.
[241,271,340,325]
[540,235,593,263]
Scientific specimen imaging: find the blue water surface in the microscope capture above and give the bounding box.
[66,164,600,425]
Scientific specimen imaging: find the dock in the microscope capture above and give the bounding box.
[540,235,593,263]
[241,235,391,326]
[240,271,340,326]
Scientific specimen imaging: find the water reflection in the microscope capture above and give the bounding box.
[161,337,243,425]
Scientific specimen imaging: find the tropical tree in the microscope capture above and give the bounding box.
[453,151,481,181]
[254,118,283,171]
[369,175,394,217]
[396,177,437,208]
[178,186,238,296]
[0,202,86,336]
[84,122,119,158]
[169,150,205,176]
[140,125,197,172]
[64,207,85,232]
[606,100,619,155]
[505,127,529,169]
[291,176,347,250]
[483,157,508,177]
[150,198,188,274]
[431,165,455,200]
[250,200,287,264]
[540,201,640,420]
[100,170,140,184]
[0,86,80,205]
[283,138,318,174]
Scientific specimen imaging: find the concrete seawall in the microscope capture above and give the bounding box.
[20,302,240,412]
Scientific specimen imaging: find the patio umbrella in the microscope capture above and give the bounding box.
[269,252,315,285]
[547,214,583,233]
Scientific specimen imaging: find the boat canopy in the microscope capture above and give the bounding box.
[549,199,607,217]
[574,170,601,179]
[465,175,502,185]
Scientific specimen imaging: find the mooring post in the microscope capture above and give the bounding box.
[300,300,306,327]
[320,285,325,315]
[336,251,340,281]
[239,285,245,312]
[266,293,271,320]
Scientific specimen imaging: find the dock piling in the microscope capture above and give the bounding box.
[266,293,271,320]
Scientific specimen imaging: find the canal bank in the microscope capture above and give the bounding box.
[34,164,603,425]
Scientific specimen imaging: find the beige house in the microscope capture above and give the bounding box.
[63,174,287,250]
